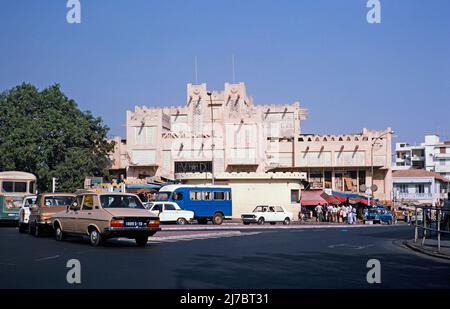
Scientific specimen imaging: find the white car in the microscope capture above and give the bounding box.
[145,202,194,224]
[18,195,37,233]
[241,205,293,225]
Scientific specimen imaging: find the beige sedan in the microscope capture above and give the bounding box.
[52,192,161,247]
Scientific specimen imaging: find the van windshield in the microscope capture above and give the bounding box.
[156,192,170,201]
[100,195,145,209]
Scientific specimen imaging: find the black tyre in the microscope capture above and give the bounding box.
[257,217,265,225]
[283,217,291,225]
[89,228,102,247]
[177,218,188,225]
[55,225,64,241]
[135,236,148,247]
[212,213,224,225]
[18,223,27,234]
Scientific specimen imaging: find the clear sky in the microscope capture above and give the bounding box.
[1,0,449,144]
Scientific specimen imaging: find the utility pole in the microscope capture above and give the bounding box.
[207,91,215,185]
[370,130,394,205]
[52,177,58,193]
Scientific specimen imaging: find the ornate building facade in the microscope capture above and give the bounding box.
[109,82,393,202]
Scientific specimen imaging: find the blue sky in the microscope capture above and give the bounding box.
[1,0,449,144]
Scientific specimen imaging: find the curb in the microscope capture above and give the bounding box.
[403,240,450,261]
[161,223,405,232]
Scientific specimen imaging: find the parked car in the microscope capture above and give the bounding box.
[51,192,161,247]
[363,207,394,224]
[28,193,76,237]
[145,201,194,224]
[241,205,293,225]
[18,195,37,233]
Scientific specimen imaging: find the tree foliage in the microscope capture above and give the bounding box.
[0,83,115,192]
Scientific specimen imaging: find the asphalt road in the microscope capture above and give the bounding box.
[0,224,449,288]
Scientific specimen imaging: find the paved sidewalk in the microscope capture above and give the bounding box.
[404,238,450,260]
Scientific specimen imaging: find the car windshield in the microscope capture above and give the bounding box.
[156,192,170,201]
[253,206,268,212]
[44,196,74,206]
[100,195,145,209]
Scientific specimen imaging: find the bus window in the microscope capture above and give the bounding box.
[2,181,27,193]
[156,192,170,201]
[29,181,35,194]
[213,191,225,200]
[2,182,13,192]
[189,191,202,200]
[203,191,213,200]
[173,192,183,201]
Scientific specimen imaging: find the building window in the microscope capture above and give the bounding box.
[415,184,425,194]
[358,170,366,188]
[398,184,407,193]
[324,171,332,189]
[134,127,144,145]
[291,189,299,203]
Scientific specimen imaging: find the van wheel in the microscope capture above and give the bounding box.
[55,225,64,241]
[18,223,27,233]
[212,213,224,225]
[283,218,291,225]
[135,236,148,247]
[177,218,188,225]
[257,217,265,225]
[89,228,102,247]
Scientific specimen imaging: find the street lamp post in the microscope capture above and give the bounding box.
[207,91,215,185]
[370,130,394,206]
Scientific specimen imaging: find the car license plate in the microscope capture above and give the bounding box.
[125,221,145,228]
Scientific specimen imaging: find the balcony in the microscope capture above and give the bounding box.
[411,155,424,161]
[395,193,434,200]
[434,153,450,159]
[434,165,450,173]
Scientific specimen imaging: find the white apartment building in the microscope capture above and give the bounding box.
[394,134,450,180]
[393,169,449,207]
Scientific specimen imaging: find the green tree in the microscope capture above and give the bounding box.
[0,83,115,192]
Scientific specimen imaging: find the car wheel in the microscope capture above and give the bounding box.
[212,213,224,225]
[135,236,148,247]
[55,225,64,241]
[283,218,291,225]
[177,218,188,225]
[89,228,102,247]
[18,223,27,233]
[257,217,265,225]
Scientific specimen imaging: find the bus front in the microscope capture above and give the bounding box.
[0,177,36,223]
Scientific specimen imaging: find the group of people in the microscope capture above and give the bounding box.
[300,204,358,224]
